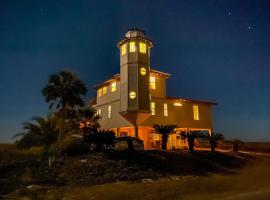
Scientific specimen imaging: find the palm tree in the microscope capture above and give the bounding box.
[79,107,100,129]
[83,128,116,151]
[180,130,204,152]
[42,70,87,140]
[204,132,224,152]
[14,114,58,149]
[151,124,177,150]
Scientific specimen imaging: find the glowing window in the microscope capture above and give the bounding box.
[102,86,107,95]
[140,67,147,75]
[97,88,102,97]
[108,105,111,118]
[111,82,117,92]
[96,108,102,117]
[151,102,155,115]
[129,41,136,52]
[121,44,126,56]
[153,134,160,141]
[193,105,199,120]
[150,76,156,90]
[129,91,136,99]
[139,42,147,54]
[164,103,168,116]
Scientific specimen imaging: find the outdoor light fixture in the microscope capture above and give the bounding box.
[173,102,182,107]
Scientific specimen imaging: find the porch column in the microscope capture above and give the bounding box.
[134,126,138,138]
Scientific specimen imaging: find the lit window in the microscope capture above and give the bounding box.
[96,108,102,117]
[153,134,160,141]
[164,103,168,116]
[129,41,136,52]
[140,67,147,75]
[97,88,102,97]
[150,76,156,90]
[139,42,147,54]
[193,105,199,120]
[151,102,155,115]
[102,86,107,95]
[111,82,117,92]
[129,91,136,99]
[121,43,126,56]
[108,105,111,118]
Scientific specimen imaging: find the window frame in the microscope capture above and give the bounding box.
[164,103,168,116]
[108,105,112,119]
[150,76,156,90]
[111,82,117,92]
[139,42,147,54]
[121,43,127,56]
[193,105,200,120]
[102,86,107,95]
[129,41,136,52]
[97,88,102,97]
[151,102,155,115]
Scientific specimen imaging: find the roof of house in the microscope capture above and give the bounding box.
[93,69,171,89]
[166,96,218,105]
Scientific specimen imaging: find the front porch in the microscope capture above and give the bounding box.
[111,126,211,150]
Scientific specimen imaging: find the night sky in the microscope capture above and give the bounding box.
[0,0,270,142]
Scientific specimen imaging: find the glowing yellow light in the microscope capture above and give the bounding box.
[102,86,107,95]
[150,76,156,90]
[140,67,147,75]
[139,42,147,54]
[151,102,155,115]
[121,44,126,55]
[97,88,102,97]
[193,105,200,120]
[129,41,136,52]
[173,102,182,107]
[164,103,168,116]
[129,91,136,99]
[111,82,117,92]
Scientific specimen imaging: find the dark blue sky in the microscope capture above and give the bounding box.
[0,0,270,142]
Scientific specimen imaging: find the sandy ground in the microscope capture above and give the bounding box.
[52,153,270,200]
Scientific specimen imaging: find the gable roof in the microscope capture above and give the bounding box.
[93,69,170,89]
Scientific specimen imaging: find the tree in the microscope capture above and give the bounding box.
[180,130,204,152]
[78,107,100,129]
[151,124,177,150]
[83,128,116,152]
[14,114,58,149]
[42,70,87,140]
[232,139,243,152]
[204,132,224,152]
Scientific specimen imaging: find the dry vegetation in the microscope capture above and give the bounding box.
[1,143,270,200]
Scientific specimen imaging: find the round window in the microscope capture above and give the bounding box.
[129,91,137,99]
[140,67,147,75]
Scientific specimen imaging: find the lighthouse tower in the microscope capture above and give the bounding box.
[117,29,153,137]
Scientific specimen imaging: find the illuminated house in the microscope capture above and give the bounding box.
[91,29,217,149]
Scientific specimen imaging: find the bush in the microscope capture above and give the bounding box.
[58,136,89,156]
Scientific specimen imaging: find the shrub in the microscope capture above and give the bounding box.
[58,136,89,156]
[83,128,116,152]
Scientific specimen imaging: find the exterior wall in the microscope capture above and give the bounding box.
[93,100,132,129]
[141,98,213,130]
[96,81,120,105]
[150,74,167,98]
